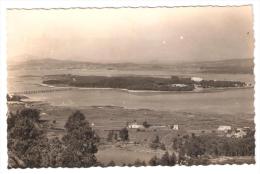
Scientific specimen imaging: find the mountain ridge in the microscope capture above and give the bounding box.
[8,57,254,74]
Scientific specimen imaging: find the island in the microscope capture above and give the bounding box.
[42,74,250,92]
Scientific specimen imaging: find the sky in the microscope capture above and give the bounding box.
[7,6,254,64]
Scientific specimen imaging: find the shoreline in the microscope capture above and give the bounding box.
[39,83,253,94]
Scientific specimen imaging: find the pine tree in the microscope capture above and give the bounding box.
[61,110,99,167]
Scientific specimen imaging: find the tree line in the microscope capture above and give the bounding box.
[173,132,255,158]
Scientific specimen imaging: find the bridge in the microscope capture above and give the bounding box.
[12,88,73,95]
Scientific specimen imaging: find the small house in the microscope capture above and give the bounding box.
[234,128,247,138]
[40,112,47,116]
[168,124,179,130]
[171,84,187,87]
[191,77,203,82]
[173,124,179,130]
[128,121,144,129]
[226,128,248,138]
[217,125,232,132]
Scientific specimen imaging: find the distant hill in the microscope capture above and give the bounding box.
[18,58,87,66]
[8,57,254,74]
[195,58,254,74]
[8,58,98,70]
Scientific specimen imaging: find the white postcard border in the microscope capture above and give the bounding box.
[0,0,259,174]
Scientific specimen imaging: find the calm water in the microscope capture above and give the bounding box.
[8,68,255,115]
[23,87,254,115]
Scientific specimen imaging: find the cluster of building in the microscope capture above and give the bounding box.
[127,120,179,131]
[217,125,250,138]
[127,121,144,129]
[169,76,203,89]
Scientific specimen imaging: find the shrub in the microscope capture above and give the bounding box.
[107,160,116,167]
[148,156,160,166]
[119,128,129,141]
[133,159,143,167]
[143,121,151,128]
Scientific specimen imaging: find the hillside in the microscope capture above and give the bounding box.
[8,57,254,74]
[196,58,254,74]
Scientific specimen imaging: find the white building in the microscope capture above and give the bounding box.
[234,128,247,138]
[217,126,232,132]
[173,124,179,130]
[226,128,248,138]
[40,112,47,116]
[128,121,144,129]
[168,124,179,130]
[171,84,187,87]
[191,77,203,82]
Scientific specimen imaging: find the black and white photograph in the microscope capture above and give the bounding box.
[0,1,259,172]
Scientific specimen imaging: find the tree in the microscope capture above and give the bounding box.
[160,143,166,150]
[160,152,170,166]
[8,108,49,168]
[148,152,178,166]
[107,131,114,142]
[7,94,11,101]
[114,133,118,141]
[20,108,40,121]
[169,152,177,166]
[141,160,146,166]
[149,156,159,166]
[150,135,165,150]
[61,110,99,167]
[119,128,129,141]
[184,135,206,157]
[48,137,64,167]
[150,135,160,149]
[153,135,160,143]
[143,121,150,128]
[121,163,126,167]
[107,160,116,167]
[178,149,187,165]
[159,151,177,166]
[133,159,143,167]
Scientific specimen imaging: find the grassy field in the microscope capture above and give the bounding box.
[96,143,166,165]
[8,101,255,165]
[8,101,254,140]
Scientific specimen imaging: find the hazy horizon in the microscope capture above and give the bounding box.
[7,54,254,66]
[7,6,254,64]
